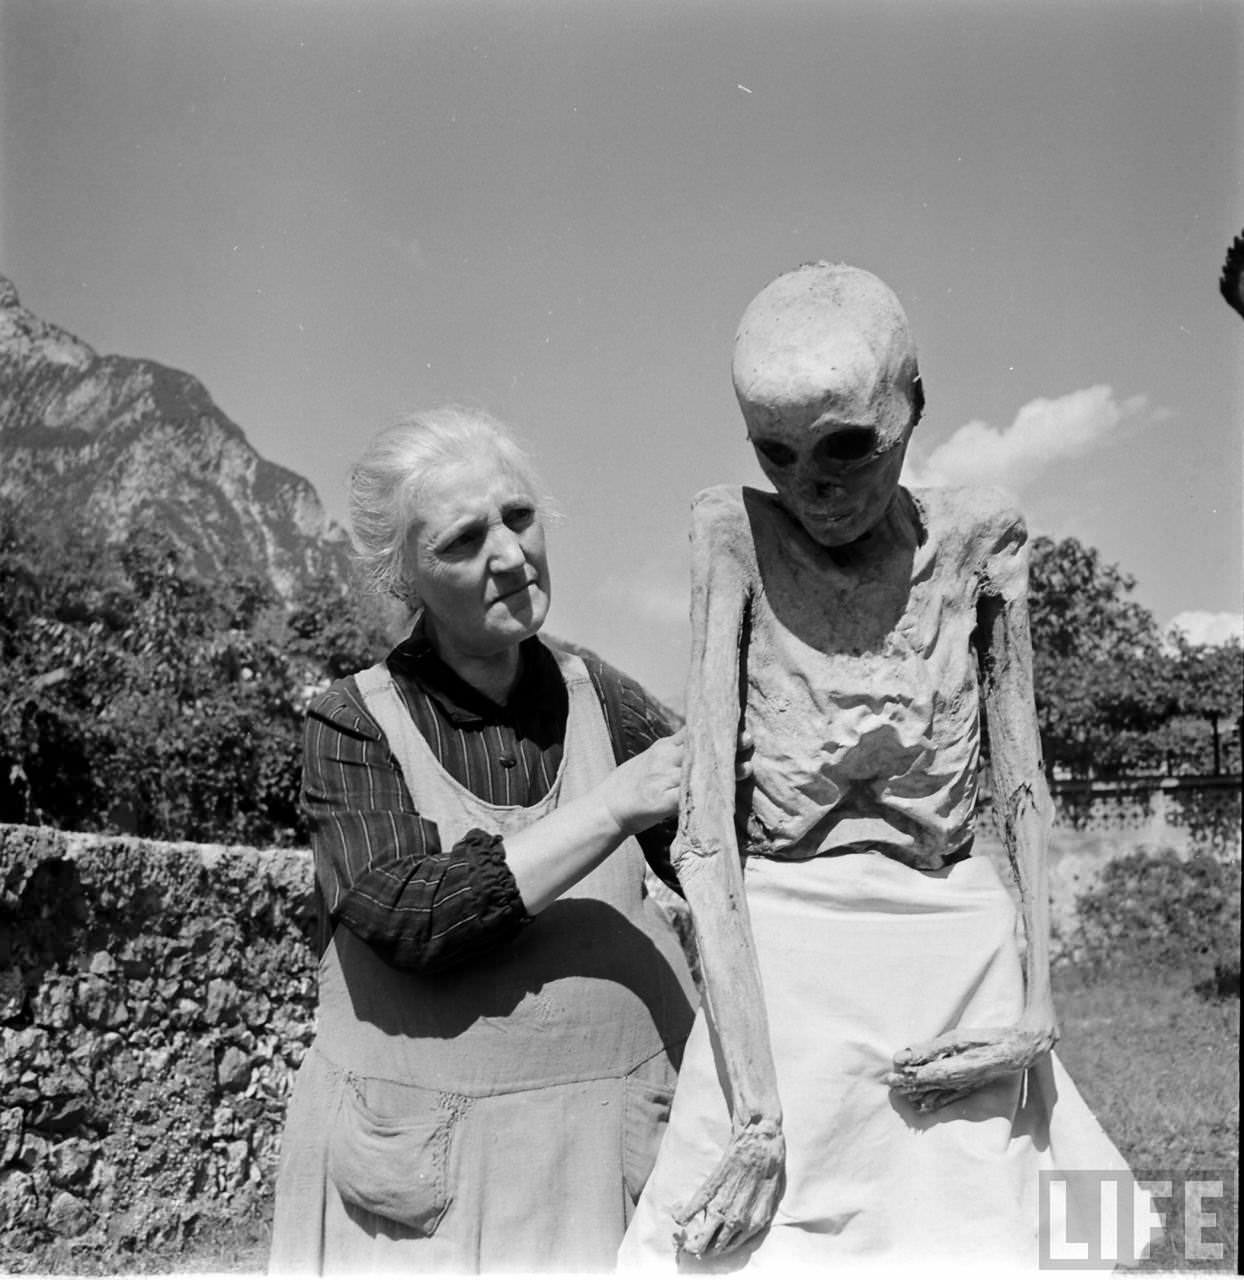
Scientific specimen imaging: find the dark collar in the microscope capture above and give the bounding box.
[387,616,561,728]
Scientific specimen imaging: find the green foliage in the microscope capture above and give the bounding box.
[1071,847,1242,993]
[1028,536,1241,777]
[1163,633,1243,776]
[0,501,389,845]
[1028,535,1169,776]
[286,570,395,680]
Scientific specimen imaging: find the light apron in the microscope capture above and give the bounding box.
[620,853,1154,1273]
[270,650,696,1274]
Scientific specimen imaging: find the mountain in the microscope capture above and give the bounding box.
[0,276,352,600]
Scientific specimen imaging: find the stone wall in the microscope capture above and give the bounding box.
[0,824,319,1268]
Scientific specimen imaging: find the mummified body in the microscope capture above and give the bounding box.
[627,263,1068,1262]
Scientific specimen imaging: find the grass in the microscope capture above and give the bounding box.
[1054,963,1239,1272]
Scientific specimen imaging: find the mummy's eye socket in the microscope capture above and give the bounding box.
[815,427,880,463]
[753,440,796,468]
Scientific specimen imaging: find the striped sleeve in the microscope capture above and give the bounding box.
[580,656,684,894]
[301,683,530,971]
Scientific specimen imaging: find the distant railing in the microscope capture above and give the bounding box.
[979,773,1242,858]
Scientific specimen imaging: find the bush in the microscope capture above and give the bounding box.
[1072,846,1242,995]
[0,507,390,846]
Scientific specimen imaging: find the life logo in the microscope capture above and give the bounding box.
[1038,1169,1237,1270]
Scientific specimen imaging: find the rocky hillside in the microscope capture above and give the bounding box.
[0,276,351,600]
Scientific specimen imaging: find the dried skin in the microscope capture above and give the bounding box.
[666,492,784,1258]
[883,585,1059,1105]
[671,484,1058,1255]
[884,1025,1058,1112]
[673,1123,786,1258]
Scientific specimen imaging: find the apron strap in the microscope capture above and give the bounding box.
[352,662,410,757]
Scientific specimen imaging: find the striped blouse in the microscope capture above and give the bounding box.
[302,623,680,972]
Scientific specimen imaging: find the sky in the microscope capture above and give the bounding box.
[2,0,1241,703]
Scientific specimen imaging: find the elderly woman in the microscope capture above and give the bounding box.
[269,407,698,1274]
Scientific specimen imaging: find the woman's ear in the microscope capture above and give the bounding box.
[391,575,421,611]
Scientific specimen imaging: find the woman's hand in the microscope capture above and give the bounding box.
[599,726,754,836]
[508,725,751,914]
[600,728,686,834]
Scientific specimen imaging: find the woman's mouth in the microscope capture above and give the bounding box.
[493,580,535,604]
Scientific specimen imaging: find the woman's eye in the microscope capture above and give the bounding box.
[442,528,484,554]
[754,441,796,468]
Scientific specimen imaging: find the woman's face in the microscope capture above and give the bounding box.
[403,454,550,659]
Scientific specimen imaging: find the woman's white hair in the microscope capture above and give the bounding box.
[348,405,546,603]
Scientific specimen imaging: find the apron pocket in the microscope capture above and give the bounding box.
[327,1076,458,1233]
[622,1072,675,1204]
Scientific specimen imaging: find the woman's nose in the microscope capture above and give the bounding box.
[487,526,527,571]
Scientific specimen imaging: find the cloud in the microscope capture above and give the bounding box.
[903,385,1160,492]
[1166,610,1243,647]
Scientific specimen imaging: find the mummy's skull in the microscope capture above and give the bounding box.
[732,262,923,547]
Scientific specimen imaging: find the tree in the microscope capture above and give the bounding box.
[285,570,396,683]
[0,501,123,828]
[0,503,389,844]
[1166,634,1243,776]
[1026,536,1173,777]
